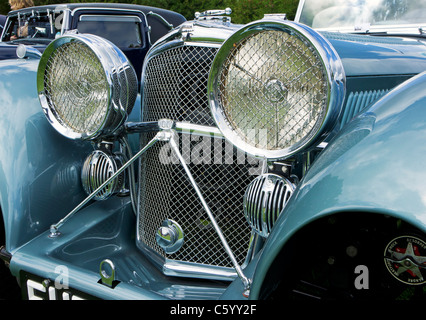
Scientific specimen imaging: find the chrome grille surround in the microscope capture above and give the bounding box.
[137,40,260,280]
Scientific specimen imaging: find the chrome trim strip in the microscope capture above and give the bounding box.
[147,11,173,30]
[175,122,223,137]
[136,242,238,281]
[183,41,222,48]
[163,260,237,280]
[70,7,149,17]
[294,0,305,23]
[78,15,142,23]
[123,121,223,138]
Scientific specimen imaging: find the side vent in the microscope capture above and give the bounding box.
[340,89,388,129]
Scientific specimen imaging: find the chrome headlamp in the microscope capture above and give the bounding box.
[208,20,346,160]
[37,34,137,140]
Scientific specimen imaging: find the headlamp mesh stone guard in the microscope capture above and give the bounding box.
[37,34,137,140]
[209,20,346,160]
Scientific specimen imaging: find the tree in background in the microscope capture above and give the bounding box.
[0,0,299,23]
[0,1,11,15]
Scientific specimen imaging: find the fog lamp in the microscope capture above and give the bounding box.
[243,174,294,237]
[81,149,125,200]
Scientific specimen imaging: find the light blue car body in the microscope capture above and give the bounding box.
[0,17,426,300]
[250,71,426,298]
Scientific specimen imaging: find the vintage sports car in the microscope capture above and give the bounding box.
[0,0,426,301]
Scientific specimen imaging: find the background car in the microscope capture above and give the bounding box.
[0,14,5,35]
[0,0,426,302]
[0,3,185,81]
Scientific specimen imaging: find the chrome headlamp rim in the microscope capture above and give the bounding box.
[37,33,137,140]
[208,20,346,160]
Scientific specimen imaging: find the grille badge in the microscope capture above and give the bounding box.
[156,219,184,254]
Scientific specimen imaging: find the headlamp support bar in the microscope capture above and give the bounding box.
[48,118,251,294]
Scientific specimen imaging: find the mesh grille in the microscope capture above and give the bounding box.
[217,30,328,151]
[142,45,217,126]
[139,45,259,269]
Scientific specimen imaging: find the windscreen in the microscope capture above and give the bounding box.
[77,15,143,48]
[298,0,426,30]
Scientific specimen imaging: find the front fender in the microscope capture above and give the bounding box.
[250,71,426,298]
[0,58,91,252]
[0,56,142,254]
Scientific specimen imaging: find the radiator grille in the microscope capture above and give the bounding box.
[142,45,217,126]
[138,44,259,271]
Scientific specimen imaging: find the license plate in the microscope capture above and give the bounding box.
[21,271,98,300]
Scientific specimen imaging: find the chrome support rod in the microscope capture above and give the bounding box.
[124,120,224,138]
[47,119,251,291]
[147,11,174,30]
[48,132,161,238]
[167,130,251,290]
[174,121,223,138]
